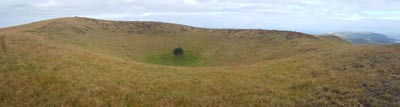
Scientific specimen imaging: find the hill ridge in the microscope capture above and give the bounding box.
[2,17,320,40]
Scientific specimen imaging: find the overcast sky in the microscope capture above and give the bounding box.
[1,0,400,38]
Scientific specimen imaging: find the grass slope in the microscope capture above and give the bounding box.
[0,17,399,106]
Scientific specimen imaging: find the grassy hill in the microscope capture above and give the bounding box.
[0,17,399,106]
[326,32,398,45]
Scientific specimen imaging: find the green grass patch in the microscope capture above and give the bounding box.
[144,51,204,67]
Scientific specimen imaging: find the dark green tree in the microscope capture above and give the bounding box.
[173,47,184,56]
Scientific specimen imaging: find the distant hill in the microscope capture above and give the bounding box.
[0,17,400,106]
[327,32,398,45]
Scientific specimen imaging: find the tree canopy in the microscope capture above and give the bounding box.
[173,47,184,56]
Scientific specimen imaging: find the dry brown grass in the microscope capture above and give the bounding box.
[0,17,399,106]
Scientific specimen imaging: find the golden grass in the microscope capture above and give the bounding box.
[0,17,399,106]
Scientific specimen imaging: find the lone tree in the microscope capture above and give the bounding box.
[173,47,184,56]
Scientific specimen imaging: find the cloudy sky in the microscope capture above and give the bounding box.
[1,0,400,38]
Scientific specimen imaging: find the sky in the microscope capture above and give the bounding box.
[1,0,400,39]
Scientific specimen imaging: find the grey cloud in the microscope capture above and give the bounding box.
[1,0,400,37]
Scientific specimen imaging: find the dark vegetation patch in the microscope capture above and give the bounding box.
[303,86,359,107]
[359,80,400,107]
[0,36,7,52]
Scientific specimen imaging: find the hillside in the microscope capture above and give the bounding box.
[327,32,399,45]
[0,17,399,106]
